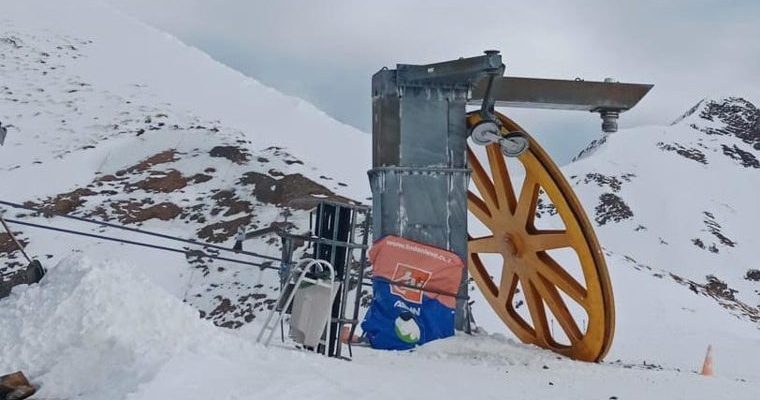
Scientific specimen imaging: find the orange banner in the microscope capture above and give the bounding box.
[369,236,464,308]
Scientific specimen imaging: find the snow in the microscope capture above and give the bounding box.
[0,256,216,399]
[2,257,755,399]
[1,0,759,398]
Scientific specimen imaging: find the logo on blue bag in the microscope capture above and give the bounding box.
[394,312,421,344]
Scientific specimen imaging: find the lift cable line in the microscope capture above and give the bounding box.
[0,199,282,263]
[0,202,467,300]
[3,218,273,270]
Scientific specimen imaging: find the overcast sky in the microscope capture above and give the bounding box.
[106,0,760,163]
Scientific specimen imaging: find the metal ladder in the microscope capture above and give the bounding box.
[256,258,336,355]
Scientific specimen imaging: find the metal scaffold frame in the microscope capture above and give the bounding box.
[238,198,372,359]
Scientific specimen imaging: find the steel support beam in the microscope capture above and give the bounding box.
[471,76,652,133]
[470,76,653,111]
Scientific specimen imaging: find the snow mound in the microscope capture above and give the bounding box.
[0,257,217,399]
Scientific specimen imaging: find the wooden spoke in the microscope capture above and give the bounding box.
[530,230,573,251]
[468,252,498,298]
[533,252,588,307]
[469,236,500,254]
[466,111,615,362]
[522,280,550,339]
[486,144,517,214]
[497,266,518,302]
[514,174,539,225]
[534,275,584,344]
[467,192,493,229]
[468,147,499,212]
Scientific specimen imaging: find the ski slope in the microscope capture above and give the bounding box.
[1,0,758,399]
[1,258,753,399]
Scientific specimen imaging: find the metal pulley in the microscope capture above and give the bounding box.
[469,120,529,157]
[470,58,530,158]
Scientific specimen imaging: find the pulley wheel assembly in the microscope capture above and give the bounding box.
[466,111,615,362]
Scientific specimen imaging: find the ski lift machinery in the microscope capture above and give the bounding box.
[370,51,652,361]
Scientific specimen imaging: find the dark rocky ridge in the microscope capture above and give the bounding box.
[693,97,760,149]
[657,142,708,164]
[721,144,759,168]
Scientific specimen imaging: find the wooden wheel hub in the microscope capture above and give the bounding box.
[500,232,521,258]
[466,111,615,362]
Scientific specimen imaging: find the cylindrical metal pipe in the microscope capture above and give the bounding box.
[599,78,620,133]
[600,109,620,133]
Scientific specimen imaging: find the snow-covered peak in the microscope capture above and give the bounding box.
[577,96,759,165]
[685,97,760,156]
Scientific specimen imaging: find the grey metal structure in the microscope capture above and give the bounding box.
[369,51,652,330]
[370,53,503,329]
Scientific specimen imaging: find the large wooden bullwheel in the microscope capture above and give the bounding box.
[466,111,614,362]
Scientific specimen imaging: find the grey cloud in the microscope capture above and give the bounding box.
[106,0,760,163]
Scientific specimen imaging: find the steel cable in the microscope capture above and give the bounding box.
[0,199,281,262]
[3,218,276,270]
[1,200,468,299]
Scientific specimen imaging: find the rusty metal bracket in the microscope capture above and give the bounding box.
[470,76,653,132]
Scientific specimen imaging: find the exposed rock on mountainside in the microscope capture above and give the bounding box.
[693,97,760,148]
[563,96,760,327]
[0,19,361,329]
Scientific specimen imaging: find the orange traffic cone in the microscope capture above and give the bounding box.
[700,345,714,376]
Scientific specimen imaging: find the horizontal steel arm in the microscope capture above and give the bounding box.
[395,52,502,86]
[470,76,653,112]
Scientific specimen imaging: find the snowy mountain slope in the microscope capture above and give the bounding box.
[564,97,760,376]
[0,0,758,398]
[569,96,760,315]
[0,0,369,328]
[0,0,372,201]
